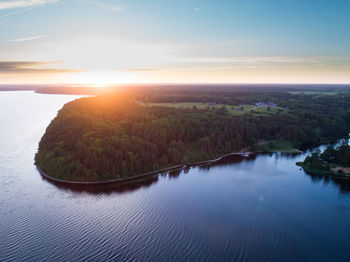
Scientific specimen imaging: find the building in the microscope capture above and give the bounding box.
[255,102,277,108]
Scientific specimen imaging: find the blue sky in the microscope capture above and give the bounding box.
[0,0,349,84]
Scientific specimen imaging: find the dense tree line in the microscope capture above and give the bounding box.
[35,91,350,182]
[299,144,350,174]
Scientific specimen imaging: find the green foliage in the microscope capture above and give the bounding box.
[300,144,350,174]
[256,140,299,153]
[35,92,350,182]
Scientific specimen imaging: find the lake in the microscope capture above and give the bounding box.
[1,91,350,262]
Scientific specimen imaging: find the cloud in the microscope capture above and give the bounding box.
[94,2,125,12]
[183,56,320,64]
[193,8,200,11]
[0,61,81,74]
[1,7,32,17]
[168,56,350,71]
[175,56,322,69]
[9,35,46,42]
[0,0,58,10]
[120,68,159,72]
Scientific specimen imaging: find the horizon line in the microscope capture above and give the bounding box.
[1,82,350,87]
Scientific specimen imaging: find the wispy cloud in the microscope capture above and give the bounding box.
[94,2,125,12]
[0,0,58,10]
[0,61,81,74]
[1,7,32,17]
[183,57,320,64]
[178,57,322,68]
[193,7,200,11]
[120,68,159,72]
[9,35,47,42]
[168,56,350,70]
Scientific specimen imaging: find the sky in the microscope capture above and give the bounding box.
[0,0,349,85]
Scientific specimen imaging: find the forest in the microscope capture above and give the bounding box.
[35,89,350,182]
[297,144,350,176]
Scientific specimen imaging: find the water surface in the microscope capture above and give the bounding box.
[1,91,350,262]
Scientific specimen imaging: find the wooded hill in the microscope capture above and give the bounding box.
[35,91,350,182]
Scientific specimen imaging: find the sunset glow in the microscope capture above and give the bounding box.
[2,1,350,261]
[0,0,349,84]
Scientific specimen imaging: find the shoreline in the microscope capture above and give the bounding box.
[296,162,350,178]
[36,152,255,185]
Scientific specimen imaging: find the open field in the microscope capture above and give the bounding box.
[256,140,301,153]
[147,102,287,116]
[331,166,350,174]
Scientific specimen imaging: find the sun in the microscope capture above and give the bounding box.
[68,70,131,87]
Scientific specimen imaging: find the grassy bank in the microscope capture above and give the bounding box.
[256,140,301,153]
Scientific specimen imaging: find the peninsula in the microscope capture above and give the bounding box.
[35,89,350,182]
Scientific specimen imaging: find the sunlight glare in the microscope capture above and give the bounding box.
[70,70,130,87]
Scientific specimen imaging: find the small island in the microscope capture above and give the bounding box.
[297,144,350,176]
